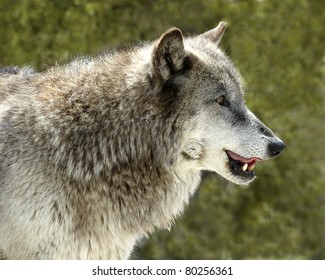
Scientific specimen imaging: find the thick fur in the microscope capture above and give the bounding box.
[0,23,284,259]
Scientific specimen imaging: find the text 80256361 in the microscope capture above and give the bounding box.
[184,267,233,276]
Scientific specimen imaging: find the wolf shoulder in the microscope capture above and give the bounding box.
[0,65,35,98]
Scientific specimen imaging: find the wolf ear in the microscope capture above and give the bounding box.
[201,21,227,44]
[152,28,187,82]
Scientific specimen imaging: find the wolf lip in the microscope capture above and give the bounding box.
[225,150,260,179]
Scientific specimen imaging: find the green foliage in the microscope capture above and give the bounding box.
[1,0,324,259]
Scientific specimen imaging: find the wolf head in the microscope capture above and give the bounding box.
[151,22,285,185]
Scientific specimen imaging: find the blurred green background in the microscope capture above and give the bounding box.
[1,0,324,259]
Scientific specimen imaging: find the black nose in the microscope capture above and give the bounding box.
[268,141,286,157]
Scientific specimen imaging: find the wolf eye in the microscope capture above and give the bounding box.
[216,95,226,105]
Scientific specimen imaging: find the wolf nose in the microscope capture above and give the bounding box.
[268,141,286,157]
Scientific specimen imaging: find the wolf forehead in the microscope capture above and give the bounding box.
[146,23,242,99]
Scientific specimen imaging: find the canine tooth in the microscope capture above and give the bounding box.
[248,163,256,171]
[242,163,248,172]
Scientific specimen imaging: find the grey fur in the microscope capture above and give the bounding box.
[0,22,285,259]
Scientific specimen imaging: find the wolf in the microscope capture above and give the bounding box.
[0,22,285,259]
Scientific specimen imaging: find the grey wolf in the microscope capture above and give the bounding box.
[0,22,285,259]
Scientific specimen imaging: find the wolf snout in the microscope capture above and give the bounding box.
[268,141,286,158]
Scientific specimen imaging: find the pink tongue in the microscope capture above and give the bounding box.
[226,150,260,164]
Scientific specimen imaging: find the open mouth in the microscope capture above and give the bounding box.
[225,150,260,180]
